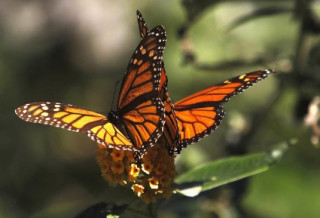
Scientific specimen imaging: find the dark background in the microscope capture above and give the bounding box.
[1,0,320,217]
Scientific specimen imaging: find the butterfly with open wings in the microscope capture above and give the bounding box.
[15,11,274,158]
[135,11,274,155]
[15,11,168,156]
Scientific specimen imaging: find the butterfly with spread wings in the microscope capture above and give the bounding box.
[136,11,274,155]
[15,11,167,154]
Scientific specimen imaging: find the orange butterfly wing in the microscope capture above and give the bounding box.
[174,105,224,148]
[113,12,167,150]
[15,102,133,149]
[120,98,165,150]
[173,69,274,149]
[137,11,180,153]
[117,26,166,109]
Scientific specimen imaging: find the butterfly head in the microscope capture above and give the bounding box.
[108,110,120,124]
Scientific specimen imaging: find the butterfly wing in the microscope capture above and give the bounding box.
[15,102,133,150]
[117,25,166,110]
[136,11,180,153]
[121,98,165,150]
[174,69,274,149]
[174,105,225,148]
[116,12,167,150]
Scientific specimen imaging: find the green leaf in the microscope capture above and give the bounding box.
[175,140,294,197]
[107,215,120,218]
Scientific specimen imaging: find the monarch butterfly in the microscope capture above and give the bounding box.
[15,11,168,154]
[137,11,274,155]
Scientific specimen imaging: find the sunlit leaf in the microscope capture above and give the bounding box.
[175,140,294,197]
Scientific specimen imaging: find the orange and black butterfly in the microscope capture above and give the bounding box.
[137,11,274,155]
[137,11,180,150]
[15,11,167,154]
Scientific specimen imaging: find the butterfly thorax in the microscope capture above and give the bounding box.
[108,110,121,126]
[108,110,130,139]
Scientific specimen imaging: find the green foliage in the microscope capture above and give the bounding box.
[175,141,291,197]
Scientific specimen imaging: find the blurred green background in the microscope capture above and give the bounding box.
[1,0,320,217]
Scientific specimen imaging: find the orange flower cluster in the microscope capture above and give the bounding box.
[96,138,176,202]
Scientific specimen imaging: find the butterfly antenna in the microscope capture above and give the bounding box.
[110,80,120,111]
